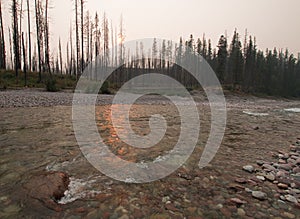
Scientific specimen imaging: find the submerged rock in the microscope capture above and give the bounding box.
[23,171,70,211]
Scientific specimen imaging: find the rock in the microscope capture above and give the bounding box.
[23,171,70,211]
[282,212,295,219]
[278,164,292,171]
[230,198,247,205]
[290,145,297,152]
[285,195,298,204]
[252,191,267,200]
[262,163,276,172]
[216,204,223,209]
[276,170,287,178]
[278,183,289,189]
[237,208,246,217]
[277,178,291,186]
[256,160,264,166]
[256,176,265,181]
[162,196,170,203]
[293,167,300,174]
[243,165,254,173]
[235,178,247,184]
[245,188,252,193]
[278,159,286,164]
[265,172,276,181]
[280,195,286,201]
[290,189,300,194]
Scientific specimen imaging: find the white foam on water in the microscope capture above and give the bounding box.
[243,111,269,116]
[284,108,300,113]
[58,177,101,204]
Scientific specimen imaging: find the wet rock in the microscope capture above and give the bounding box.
[256,160,265,166]
[278,164,292,171]
[282,212,295,219]
[230,198,247,205]
[285,195,298,204]
[23,171,70,211]
[278,159,286,164]
[243,165,254,173]
[262,164,276,172]
[162,196,170,203]
[265,172,276,181]
[256,175,265,181]
[252,191,267,200]
[276,170,287,178]
[237,208,246,217]
[245,188,252,193]
[290,189,300,194]
[235,178,247,184]
[278,183,289,189]
[293,167,300,174]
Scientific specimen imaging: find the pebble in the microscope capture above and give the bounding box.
[252,191,267,200]
[262,164,276,172]
[265,172,276,181]
[282,212,295,219]
[243,165,254,173]
[237,208,246,217]
[278,183,289,189]
[245,188,252,193]
[285,195,298,204]
[256,175,265,181]
[278,164,292,171]
[230,198,247,205]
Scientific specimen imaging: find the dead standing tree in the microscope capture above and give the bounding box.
[26,0,31,71]
[44,0,51,75]
[0,0,6,69]
[12,0,20,79]
[74,0,80,78]
[35,0,42,82]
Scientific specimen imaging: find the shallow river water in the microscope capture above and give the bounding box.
[0,92,300,218]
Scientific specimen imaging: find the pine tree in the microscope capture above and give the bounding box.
[216,35,227,82]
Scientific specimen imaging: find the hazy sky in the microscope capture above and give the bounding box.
[2,0,300,59]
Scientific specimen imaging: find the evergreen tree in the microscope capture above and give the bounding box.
[216,35,227,83]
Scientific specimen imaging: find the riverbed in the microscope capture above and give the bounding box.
[0,90,300,218]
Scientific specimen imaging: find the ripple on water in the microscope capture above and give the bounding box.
[243,110,269,116]
[58,177,101,204]
[284,108,300,113]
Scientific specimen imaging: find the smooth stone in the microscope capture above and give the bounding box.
[276,171,287,178]
[278,164,292,171]
[265,172,276,181]
[3,204,21,214]
[290,189,300,194]
[252,191,267,200]
[282,212,295,219]
[230,198,247,205]
[278,183,289,189]
[262,164,276,172]
[285,195,298,204]
[256,160,265,166]
[243,165,254,173]
[237,208,246,217]
[245,188,252,193]
[256,176,265,181]
[293,167,300,174]
[235,178,247,184]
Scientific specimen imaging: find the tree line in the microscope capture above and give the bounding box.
[0,0,299,97]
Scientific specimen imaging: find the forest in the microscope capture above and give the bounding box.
[0,0,299,97]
